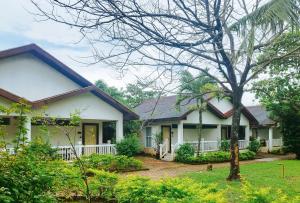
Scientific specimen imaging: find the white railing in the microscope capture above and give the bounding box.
[184,139,249,153]
[266,139,283,147]
[171,143,179,159]
[159,143,168,159]
[54,144,116,160]
[238,140,249,149]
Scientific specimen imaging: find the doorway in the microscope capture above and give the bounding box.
[162,126,171,152]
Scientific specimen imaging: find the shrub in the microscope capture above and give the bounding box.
[115,176,226,203]
[270,148,286,155]
[248,139,261,153]
[88,169,118,201]
[175,143,195,162]
[116,135,142,157]
[24,138,59,160]
[220,140,230,151]
[177,150,256,164]
[0,151,57,202]
[76,154,143,172]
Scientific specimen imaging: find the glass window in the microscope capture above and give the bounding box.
[145,127,152,147]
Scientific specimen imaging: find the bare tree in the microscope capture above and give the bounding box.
[30,0,300,180]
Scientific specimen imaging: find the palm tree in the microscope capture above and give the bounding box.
[176,71,222,156]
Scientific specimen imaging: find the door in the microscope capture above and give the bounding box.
[82,123,99,155]
[162,126,171,152]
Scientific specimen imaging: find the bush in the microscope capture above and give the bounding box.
[88,169,118,201]
[0,151,57,202]
[177,150,256,164]
[115,176,226,203]
[175,143,195,162]
[24,138,59,160]
[248,139,261,153]
[116,135,141,157]
[220,140,230,151]
[270,148,286,155]
[76,154,143,172]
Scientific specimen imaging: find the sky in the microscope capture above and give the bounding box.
[0,0,259,106]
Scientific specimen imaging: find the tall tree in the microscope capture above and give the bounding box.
[95,80,126,104]
[254,32,300,159]
[31,0,300,180]
[176,71,221,156]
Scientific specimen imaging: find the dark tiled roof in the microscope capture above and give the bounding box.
[246,105,275,126]
[135,95,258,125]
[134,95,191,121]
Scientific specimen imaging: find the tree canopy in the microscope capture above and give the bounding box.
[254,32,300,159]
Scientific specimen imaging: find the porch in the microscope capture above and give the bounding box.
[156,122,250,160]
[1,115,122,159]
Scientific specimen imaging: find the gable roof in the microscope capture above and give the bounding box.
[246,105,275,127]
[134,95,258,125]
[0,44,138,120]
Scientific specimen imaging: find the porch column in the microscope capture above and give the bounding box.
[245,126,250,147]
[217,124,221,140]
[178,121,184,145]
[268,127,273,151]
[25,116,31,143]
[116,120,123,142]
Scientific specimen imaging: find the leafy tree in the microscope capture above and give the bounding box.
[254,32,300,159]
[31,0,300,180]
[176,71,222,156]
[95,80,126,104]
[124,82,159,108]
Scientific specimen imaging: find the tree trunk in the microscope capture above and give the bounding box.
[197,109,203,156]
[227,91,243,181]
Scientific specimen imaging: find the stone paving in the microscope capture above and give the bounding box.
[122,154,295,180]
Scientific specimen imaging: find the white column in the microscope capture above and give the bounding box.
[116,120,123,142]
[177,121,184,145]
[25,116,31,143]
[245,126,250,147]
[217,124,221,140]
[268,127,273,151]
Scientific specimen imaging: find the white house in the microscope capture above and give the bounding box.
[0,44,138,159]
[247,105,283,152]
[135,95,283,160]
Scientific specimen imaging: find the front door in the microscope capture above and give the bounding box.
[82,123,99,154]
[162,126,171,152]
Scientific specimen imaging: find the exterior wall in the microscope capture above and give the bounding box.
[256,127,282,140]
[209,98,233,113]
[1,119,105,147]
[141,107,251,151]
[0,54,80,101]
[38,92,123,121]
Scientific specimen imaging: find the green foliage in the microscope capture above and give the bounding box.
[248,139,261,153]
[24,138,59,160]
[88,169,118,201]
[116,135,142,157]
[76,154,143,172]
[220,140,230,151]
[254,32,300,159]
[175,143,195,162]
[270,148,286,155]
[177,150,256,164]
[115,176,226,203]
[0,151,57,202]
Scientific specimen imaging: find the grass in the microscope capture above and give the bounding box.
[183,160,300,198]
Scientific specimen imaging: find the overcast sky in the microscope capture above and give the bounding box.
[0,0,259,106]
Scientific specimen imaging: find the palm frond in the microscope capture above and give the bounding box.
[230,0,300,33]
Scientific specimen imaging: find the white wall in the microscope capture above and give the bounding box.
[0,54,80,101]
[209,98,233,113]
[257,127,282,140]
[39,92,123,121]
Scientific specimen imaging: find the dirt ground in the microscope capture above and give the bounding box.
[122,154,295,180]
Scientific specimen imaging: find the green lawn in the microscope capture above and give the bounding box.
[183,160,300,198]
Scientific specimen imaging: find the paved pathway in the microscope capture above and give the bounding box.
[122,154,295,180]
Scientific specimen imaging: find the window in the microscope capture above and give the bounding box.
[0,118,10,125]
[145,127,152,147]
[221,125,246,140]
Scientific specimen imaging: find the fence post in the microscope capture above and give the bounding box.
[201,138,205,153]
[159,144,163,159]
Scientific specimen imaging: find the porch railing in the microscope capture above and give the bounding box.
[2,144,117,160]
[159,143,168,159]
[184,139,249,153]
[266,139,283,148]
[54,144,117,160]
